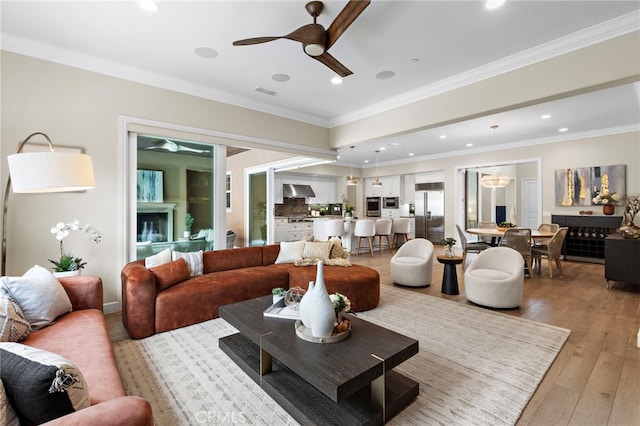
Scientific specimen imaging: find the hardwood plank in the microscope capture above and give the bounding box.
[107,245,640,425]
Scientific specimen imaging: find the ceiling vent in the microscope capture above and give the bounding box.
[254,86,277,96]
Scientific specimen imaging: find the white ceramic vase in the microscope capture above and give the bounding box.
[309,261,335,338]
[299,280,315,328]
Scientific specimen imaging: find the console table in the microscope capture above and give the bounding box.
[552,215,622,263]
[604,234,640,289]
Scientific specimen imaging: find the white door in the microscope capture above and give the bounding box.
[521,177,539,229]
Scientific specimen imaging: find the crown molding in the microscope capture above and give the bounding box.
[0,34,331,128]
[2,11,637,130]
[329,11,640,127]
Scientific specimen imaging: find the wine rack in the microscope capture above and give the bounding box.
[552,215,622,263]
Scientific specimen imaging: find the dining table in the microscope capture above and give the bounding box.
[466,227,555,244]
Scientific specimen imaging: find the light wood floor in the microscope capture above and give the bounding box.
[107,246,640,425]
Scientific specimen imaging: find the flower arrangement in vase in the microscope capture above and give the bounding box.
[592,191,620,215]
[49,220,101,275]
[330,292,351,333]
[440,237,456,257]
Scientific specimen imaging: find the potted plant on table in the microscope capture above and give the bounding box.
[440,237,456,257]
[49,220,101,277]
[272,287,286,305]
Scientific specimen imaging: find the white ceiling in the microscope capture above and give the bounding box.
[2,1,639,166]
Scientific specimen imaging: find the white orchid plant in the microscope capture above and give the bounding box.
[49,220,101,272]
[592,191,620,205]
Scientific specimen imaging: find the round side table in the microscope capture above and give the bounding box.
[436,255,464,295]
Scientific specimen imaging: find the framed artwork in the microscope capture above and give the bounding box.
[591,164,626,205]
[137,169,164,202]
[554,167,591,206]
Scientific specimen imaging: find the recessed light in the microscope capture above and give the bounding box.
[376,70,395,80]
[379,147,386,151]
[558,128,568,132]
[541,114,551,119]
[466,143,473,147]
[272,73,290,82]
[139,0,159,12]
[331,76,343,85]
[485,0,506,10]
[408,153,414,156]
[364,160,369,163]
[440,135,447,139]
[194,47,218,59]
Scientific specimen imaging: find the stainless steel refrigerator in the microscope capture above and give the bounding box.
[415,182,445,243]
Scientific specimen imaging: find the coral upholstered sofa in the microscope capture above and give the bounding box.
[2,274,152,425]
[121,244,380,339]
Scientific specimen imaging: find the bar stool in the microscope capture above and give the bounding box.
[354,220,375,256]
[325,219,345,240]
[392,218,410,249]
[373,218,392,253]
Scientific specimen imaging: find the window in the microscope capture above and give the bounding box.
[226,172,231,211]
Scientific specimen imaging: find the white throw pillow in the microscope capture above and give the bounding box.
[302,241,333,260]
[145,248,171,268]
[172,250,204,277]
[0,265,72,331]
[275,240,306,264]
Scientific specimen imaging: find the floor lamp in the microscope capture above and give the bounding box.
[2,132,95,276]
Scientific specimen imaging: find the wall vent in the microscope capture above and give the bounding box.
[254,86,277,96]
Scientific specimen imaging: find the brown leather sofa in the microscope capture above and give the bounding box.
[21,275,153,425]
[121,244,380,339]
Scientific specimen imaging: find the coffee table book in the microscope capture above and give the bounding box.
[219,296,419,425]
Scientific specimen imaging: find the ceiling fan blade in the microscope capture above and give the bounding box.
[326,0,371,49]
[283,23,326,45]
[233,36,283,46]
[312,51,353,77]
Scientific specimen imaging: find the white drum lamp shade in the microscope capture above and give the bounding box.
[7,152,95,193]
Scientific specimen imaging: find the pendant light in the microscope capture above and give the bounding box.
[480,125,512,188]
[371,150,382,187]
[346,146,358,186]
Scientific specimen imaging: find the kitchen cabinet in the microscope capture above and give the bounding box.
[381,208,400,219]
[382,175,401,197]
[401,174,416,204]
[366,178,383,197]
[366,175,401,197]
[275,218,288,243]
[308,176,337,204]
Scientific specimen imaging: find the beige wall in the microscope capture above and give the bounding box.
[1,52,329,306]
[2,39,639,310]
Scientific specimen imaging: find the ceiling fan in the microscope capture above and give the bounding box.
[146,139,210,154]
[232,0,371,77]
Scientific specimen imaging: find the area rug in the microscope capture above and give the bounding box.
[114,286,570,425]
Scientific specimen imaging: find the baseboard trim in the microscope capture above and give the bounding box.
[103,301,120,315]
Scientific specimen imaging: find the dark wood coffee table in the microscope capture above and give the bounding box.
[219,296,419,425]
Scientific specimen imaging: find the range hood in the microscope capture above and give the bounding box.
[283,184,316,198]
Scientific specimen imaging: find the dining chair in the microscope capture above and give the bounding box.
[532,227,568,278]
[456,224,490,270]
[478,221,498,245]
[498,228,533,278]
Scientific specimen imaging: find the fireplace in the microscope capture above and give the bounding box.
[137,203,176,242]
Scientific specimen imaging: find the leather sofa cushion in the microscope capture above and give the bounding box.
[21,310,126,405]
[203,246,264,273]
[149,258,190,291]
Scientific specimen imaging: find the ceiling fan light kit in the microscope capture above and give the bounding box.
[232,0,371,77]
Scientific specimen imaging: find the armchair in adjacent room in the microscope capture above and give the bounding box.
[464,247,525,309]
[390,238,434,287]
